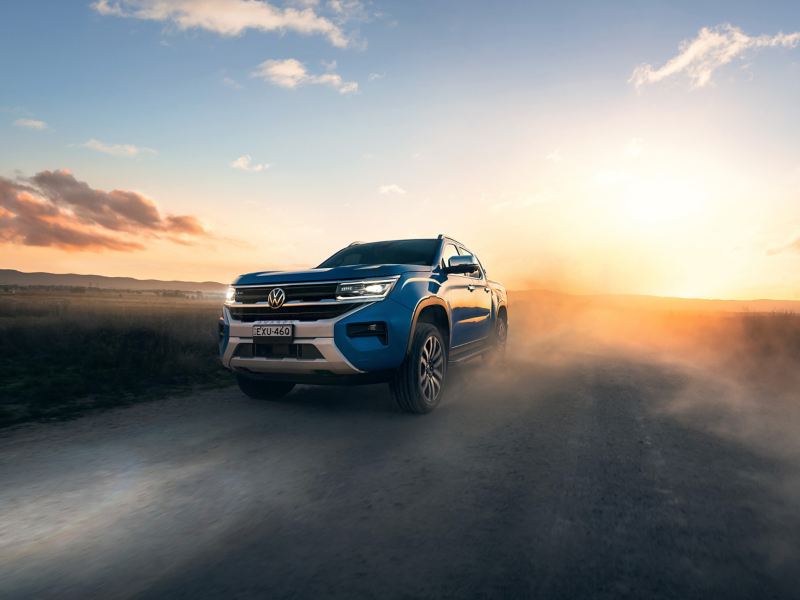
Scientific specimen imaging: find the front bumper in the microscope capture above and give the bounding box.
[220,298,414,379]
[221,304,369,376]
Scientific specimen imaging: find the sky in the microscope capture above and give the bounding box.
[1,0,800,299]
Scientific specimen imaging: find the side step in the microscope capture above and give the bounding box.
[448,345,487,364]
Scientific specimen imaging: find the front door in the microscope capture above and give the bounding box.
[457,267,492,345]
[437,244,492,348]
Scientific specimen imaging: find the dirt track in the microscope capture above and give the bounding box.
[1,353,799,599]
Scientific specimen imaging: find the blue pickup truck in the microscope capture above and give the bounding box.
[220,235,508,413]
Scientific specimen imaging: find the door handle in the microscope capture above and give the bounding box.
[483,287,490,293]
[467,284,475,292]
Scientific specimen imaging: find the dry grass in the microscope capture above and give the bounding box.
[0,289,228,427]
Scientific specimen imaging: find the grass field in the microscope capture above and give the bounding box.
[1,286,798,428]
[0,288,228,427]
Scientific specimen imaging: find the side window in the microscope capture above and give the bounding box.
[439,243,461,269]
[458,247,483,279]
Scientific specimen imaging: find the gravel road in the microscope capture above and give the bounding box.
[1,353,799,599]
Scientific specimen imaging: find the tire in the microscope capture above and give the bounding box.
[390,323,447,414]
[486,311,508,364]
[236,374,295,401]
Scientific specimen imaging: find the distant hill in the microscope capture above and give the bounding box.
[2,269,797,310]
[511,289,800,314]
[0,269,226,294]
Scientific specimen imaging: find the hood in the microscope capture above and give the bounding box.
[233,264,431,286]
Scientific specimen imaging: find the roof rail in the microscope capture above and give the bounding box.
[439,234,466,247]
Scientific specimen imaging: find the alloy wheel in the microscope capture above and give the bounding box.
[418,334,444,404]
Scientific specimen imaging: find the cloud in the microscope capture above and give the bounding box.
[222,76,244,90]
[231,155,270,172]
[767,237,800,256]
[252,58,358,94]
[13,118,47,130]
[368,72,385,81]
[92,0,351,48]
[378,184,406,195]
[546,149,562,162]
[630,24,800,89]
[80,138,156,158]
[0,170,207,252]
[327,0,369,22]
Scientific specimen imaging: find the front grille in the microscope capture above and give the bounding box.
[228,303,359,322]
[235,283,338,304]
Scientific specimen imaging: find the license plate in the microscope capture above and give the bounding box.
[253,324,294,341]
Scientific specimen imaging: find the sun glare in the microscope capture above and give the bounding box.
[621,176,707,226]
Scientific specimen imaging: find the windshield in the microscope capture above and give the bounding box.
[318,239,440,268]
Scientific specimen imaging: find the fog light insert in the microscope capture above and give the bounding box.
[347,322,388,344]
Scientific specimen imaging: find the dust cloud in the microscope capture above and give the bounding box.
[501,289,800,449]
[490,290,800,553]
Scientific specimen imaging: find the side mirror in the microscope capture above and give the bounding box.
[446,254,479,275]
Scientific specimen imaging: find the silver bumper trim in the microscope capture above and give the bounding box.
[226,337,362,375]
[222,303,371,375]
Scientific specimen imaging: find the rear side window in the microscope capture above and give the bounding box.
[439,243,461,269]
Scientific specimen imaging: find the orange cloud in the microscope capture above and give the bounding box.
[767,236,800,256]
[0,170,207,252]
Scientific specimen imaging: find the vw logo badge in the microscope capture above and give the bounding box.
[267,288,286,309]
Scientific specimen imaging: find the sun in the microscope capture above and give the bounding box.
[620,175,707,226]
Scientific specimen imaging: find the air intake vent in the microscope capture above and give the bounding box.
[234,343,324,360]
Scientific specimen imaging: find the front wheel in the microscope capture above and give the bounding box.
[390,323,447,414]
[236,374,295,401]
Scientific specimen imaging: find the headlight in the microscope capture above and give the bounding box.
[336,278,397,300]
[225,286,236,303]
